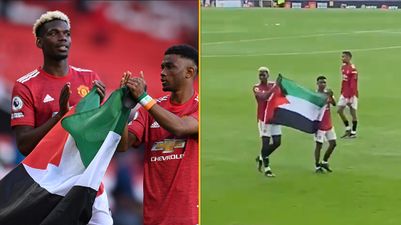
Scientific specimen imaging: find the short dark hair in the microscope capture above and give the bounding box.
[316,75,326,81]
[342,51,352,58]
[165,44,198,67]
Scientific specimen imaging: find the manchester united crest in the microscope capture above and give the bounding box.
[77,85,90,97]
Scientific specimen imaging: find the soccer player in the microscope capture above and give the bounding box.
[338,51,358,138]
[314,76,337,173]
[123,45,198,225]
[253,67,281,177]
[10,11,112,225]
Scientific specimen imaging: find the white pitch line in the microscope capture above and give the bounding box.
[381,31,401,34]
[202,29,398,46]
[203,45,401,58]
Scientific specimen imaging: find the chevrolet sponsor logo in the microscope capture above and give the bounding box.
[151,139,186,153]
[151,153,184,162]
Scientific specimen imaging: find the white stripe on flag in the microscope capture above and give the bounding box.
[279,95,324,121]
[75,131,121,190]
[25,132,121,195]
[23,135,85,196]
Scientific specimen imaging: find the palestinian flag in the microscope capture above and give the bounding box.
[264,75,327,133]
[0,88,130,225]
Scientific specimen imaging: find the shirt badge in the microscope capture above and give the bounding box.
[77,85,90,97]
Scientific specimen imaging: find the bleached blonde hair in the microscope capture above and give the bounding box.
[33,10,70,38]
[258,66,270,73]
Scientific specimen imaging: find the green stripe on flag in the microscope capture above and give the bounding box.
[278,75,327,107]
[61,88,130,167]
[75,88,100,113]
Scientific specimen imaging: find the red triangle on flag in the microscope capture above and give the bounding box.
[263,85,290,124]
[23,110,75,170]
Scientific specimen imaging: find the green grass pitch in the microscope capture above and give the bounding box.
[201,8,401,225]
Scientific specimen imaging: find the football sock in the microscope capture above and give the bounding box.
[262,157,269,168]
[261,137,270,167]
[352,121,357,133]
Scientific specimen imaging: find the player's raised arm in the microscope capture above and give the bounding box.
[149,105,198,137]
[12,83,71,156]
[115,72,141,152]
[330,96,337,107]
[116,125,130,152]
[326,89,336,106]
[126,75,198,137]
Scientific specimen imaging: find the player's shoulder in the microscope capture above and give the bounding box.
[15,68,41,85]
[70,65,96,75]
[267,81,275,85]
[350,63,357,69]
[156,93,199,105]
[156,95,170,103]
[253,84,260,92]
[193,93,199,103]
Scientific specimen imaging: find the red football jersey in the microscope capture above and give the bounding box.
[128,92,199,225]
[11,66,100,128]
[318,95,334,131]
[253,82,275,121]
[341,63,358,98]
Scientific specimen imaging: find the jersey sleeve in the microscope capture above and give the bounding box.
[128,107,147,147]
[350,68,358,97]
[10,82,35,127]
[253,85,259,93]
[253,85,268,100]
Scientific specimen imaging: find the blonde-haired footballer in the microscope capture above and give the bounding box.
[253,66,282,177]
[10,10,111,225]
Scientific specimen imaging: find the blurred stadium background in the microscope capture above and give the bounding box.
[0,1,198,225]
[201,3,401,225]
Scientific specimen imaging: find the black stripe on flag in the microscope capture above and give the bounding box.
[0,164,97,225]
[270,108,320,134]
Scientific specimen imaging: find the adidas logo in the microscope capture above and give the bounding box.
[43,94,54,103]
[150,121,160,128]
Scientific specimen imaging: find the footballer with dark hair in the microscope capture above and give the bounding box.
[314,75,337,173]
[338,51,359,138]
[121,44,199,225]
